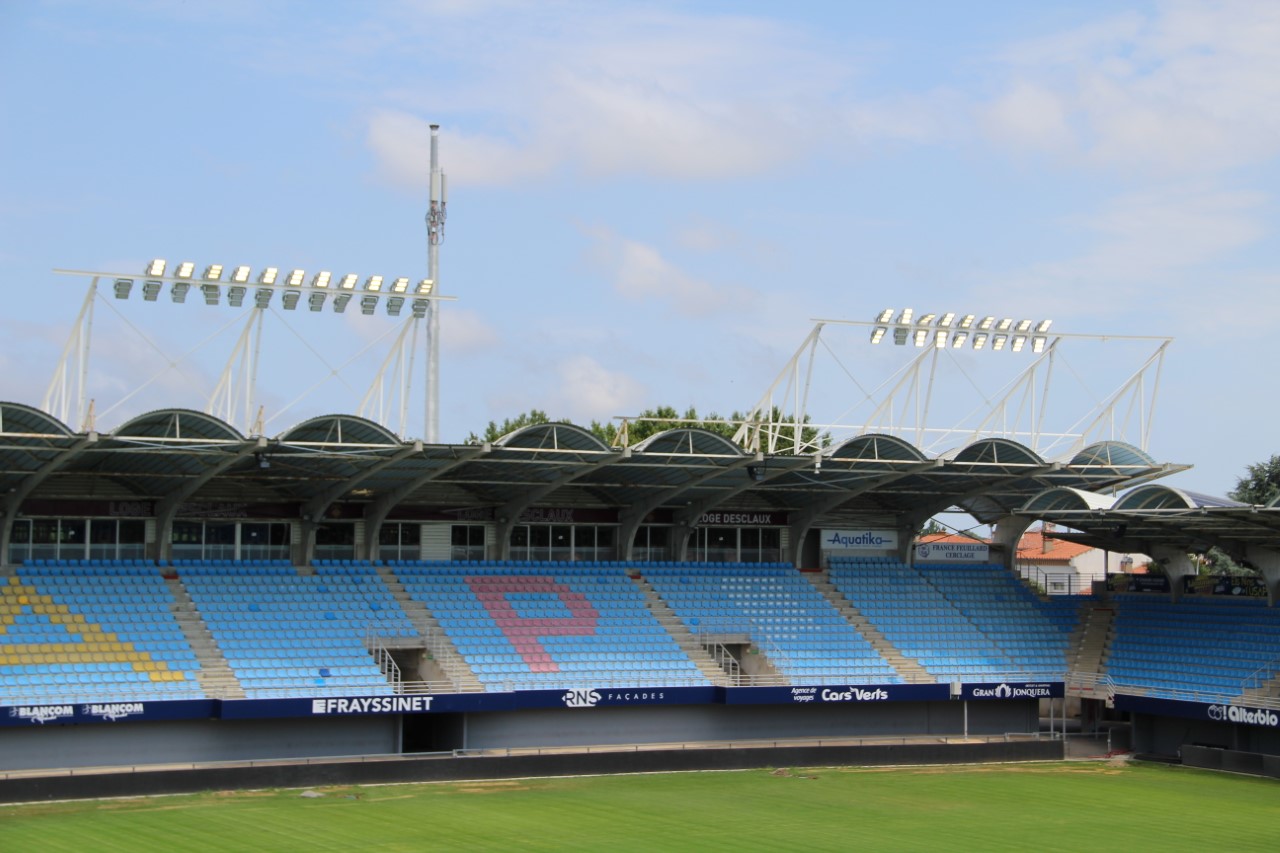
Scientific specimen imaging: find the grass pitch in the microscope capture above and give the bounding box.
[2,762,1278,852]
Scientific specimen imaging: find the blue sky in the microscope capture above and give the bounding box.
[1,1,1277,497]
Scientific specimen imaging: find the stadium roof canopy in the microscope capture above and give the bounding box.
[0,402,1185,530]
[1018,483,1280,561]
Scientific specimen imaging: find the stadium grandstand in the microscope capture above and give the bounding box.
[6,396,1280,789]
[6,249,1280,793]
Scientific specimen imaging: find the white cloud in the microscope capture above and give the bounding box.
[548,354,646,423]
[363,5,867,187]
[581,224,752,318]
[441,306,500,353]
[978,183,1268,317]
[985,1,1280,173]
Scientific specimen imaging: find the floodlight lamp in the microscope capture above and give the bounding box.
[386,296,405,316]
[1031,336,1046,353]
[913,328,928,347]
[142,280,161,301]
[231,266,251,284]
[893,327,908,346]
[874,308,894,324]
[1015,319,1032,333]
[203,264,223,281]
[978,316,994,330]
[898,308,913,324]
[113,278,133,299]
[1035,319,1052,333]
[391,276,410,294]
[870,327,887,344]
[973,332,988,350]
[952,331,968,348]
[254,288,273,308]
[411,299,430,318]
[332,293,352,313]
[939,312,955,327]
[174,261,195,279]
[338,273,358,289]
[360,295,379,315]
[259,267,278,285]
[918,313,936,326]
[312,271,331,288]
[170,282,190,303]
[201,284,219,305]
[997,318,1013,331]
[145,259,166,277]
[285,269,305,288]
[934,330,948,347]
[308,292,327,312]
[1011,334,1027,352]
[364,275,384,292]
[416,279,434,295]
[992,334,1008,350]
[281,290,301,310]
[959,314,975,329]
[227,286,246,307]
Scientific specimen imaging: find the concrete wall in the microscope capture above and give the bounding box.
[0,701,1037,772]
[0,739,1064,804]
[1131,713,1280,758]
[0,716,399,773]
[459,701,1035,750]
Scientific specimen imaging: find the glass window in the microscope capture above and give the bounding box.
[634,526,670,562]
[315,522,356,561]
[450,524,486,561]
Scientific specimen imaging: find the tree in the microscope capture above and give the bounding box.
[476,404,829,453]
[1229,454,1280,505]
[466,409,557,444]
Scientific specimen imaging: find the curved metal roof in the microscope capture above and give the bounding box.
[1017,483,1280,562]
[497,422,610,453]
[829,433,928,464]
[277,414,401,447]
[1,400,1195,544]
[1020,487,1117,514]
[0,402,73,437]
[1069,440,1156,470]
[116,408,244,442]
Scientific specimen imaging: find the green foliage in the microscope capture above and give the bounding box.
[478,405,828,453]
[1229,454,1280,505]
[466,409,556,444]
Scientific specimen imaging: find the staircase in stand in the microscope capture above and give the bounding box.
[375,565,483,693]
[629,572,734,686]
[806,570,935,684]
[166,575,244,700]
[1067,599,1115,701]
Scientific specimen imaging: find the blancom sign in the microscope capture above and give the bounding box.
[820,530,898,551]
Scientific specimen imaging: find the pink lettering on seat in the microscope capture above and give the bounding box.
[466,576,599,671]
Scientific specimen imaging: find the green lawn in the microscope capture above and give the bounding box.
[2,762,1278,852]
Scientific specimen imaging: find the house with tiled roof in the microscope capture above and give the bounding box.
[1016,525,1148,595]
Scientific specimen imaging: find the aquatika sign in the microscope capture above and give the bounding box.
[820,530,898,550]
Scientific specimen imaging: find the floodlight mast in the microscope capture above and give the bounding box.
[425,124,447,445]
[45,261,452,437]
[733,310,1174,459]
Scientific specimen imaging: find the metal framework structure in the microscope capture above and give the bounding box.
[43,259,453,440]
[0,400,1187,568]
[732,313,1173,461]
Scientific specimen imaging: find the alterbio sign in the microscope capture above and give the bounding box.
[820,530,898,551]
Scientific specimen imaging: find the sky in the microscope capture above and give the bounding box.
[1,0,1277,497]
